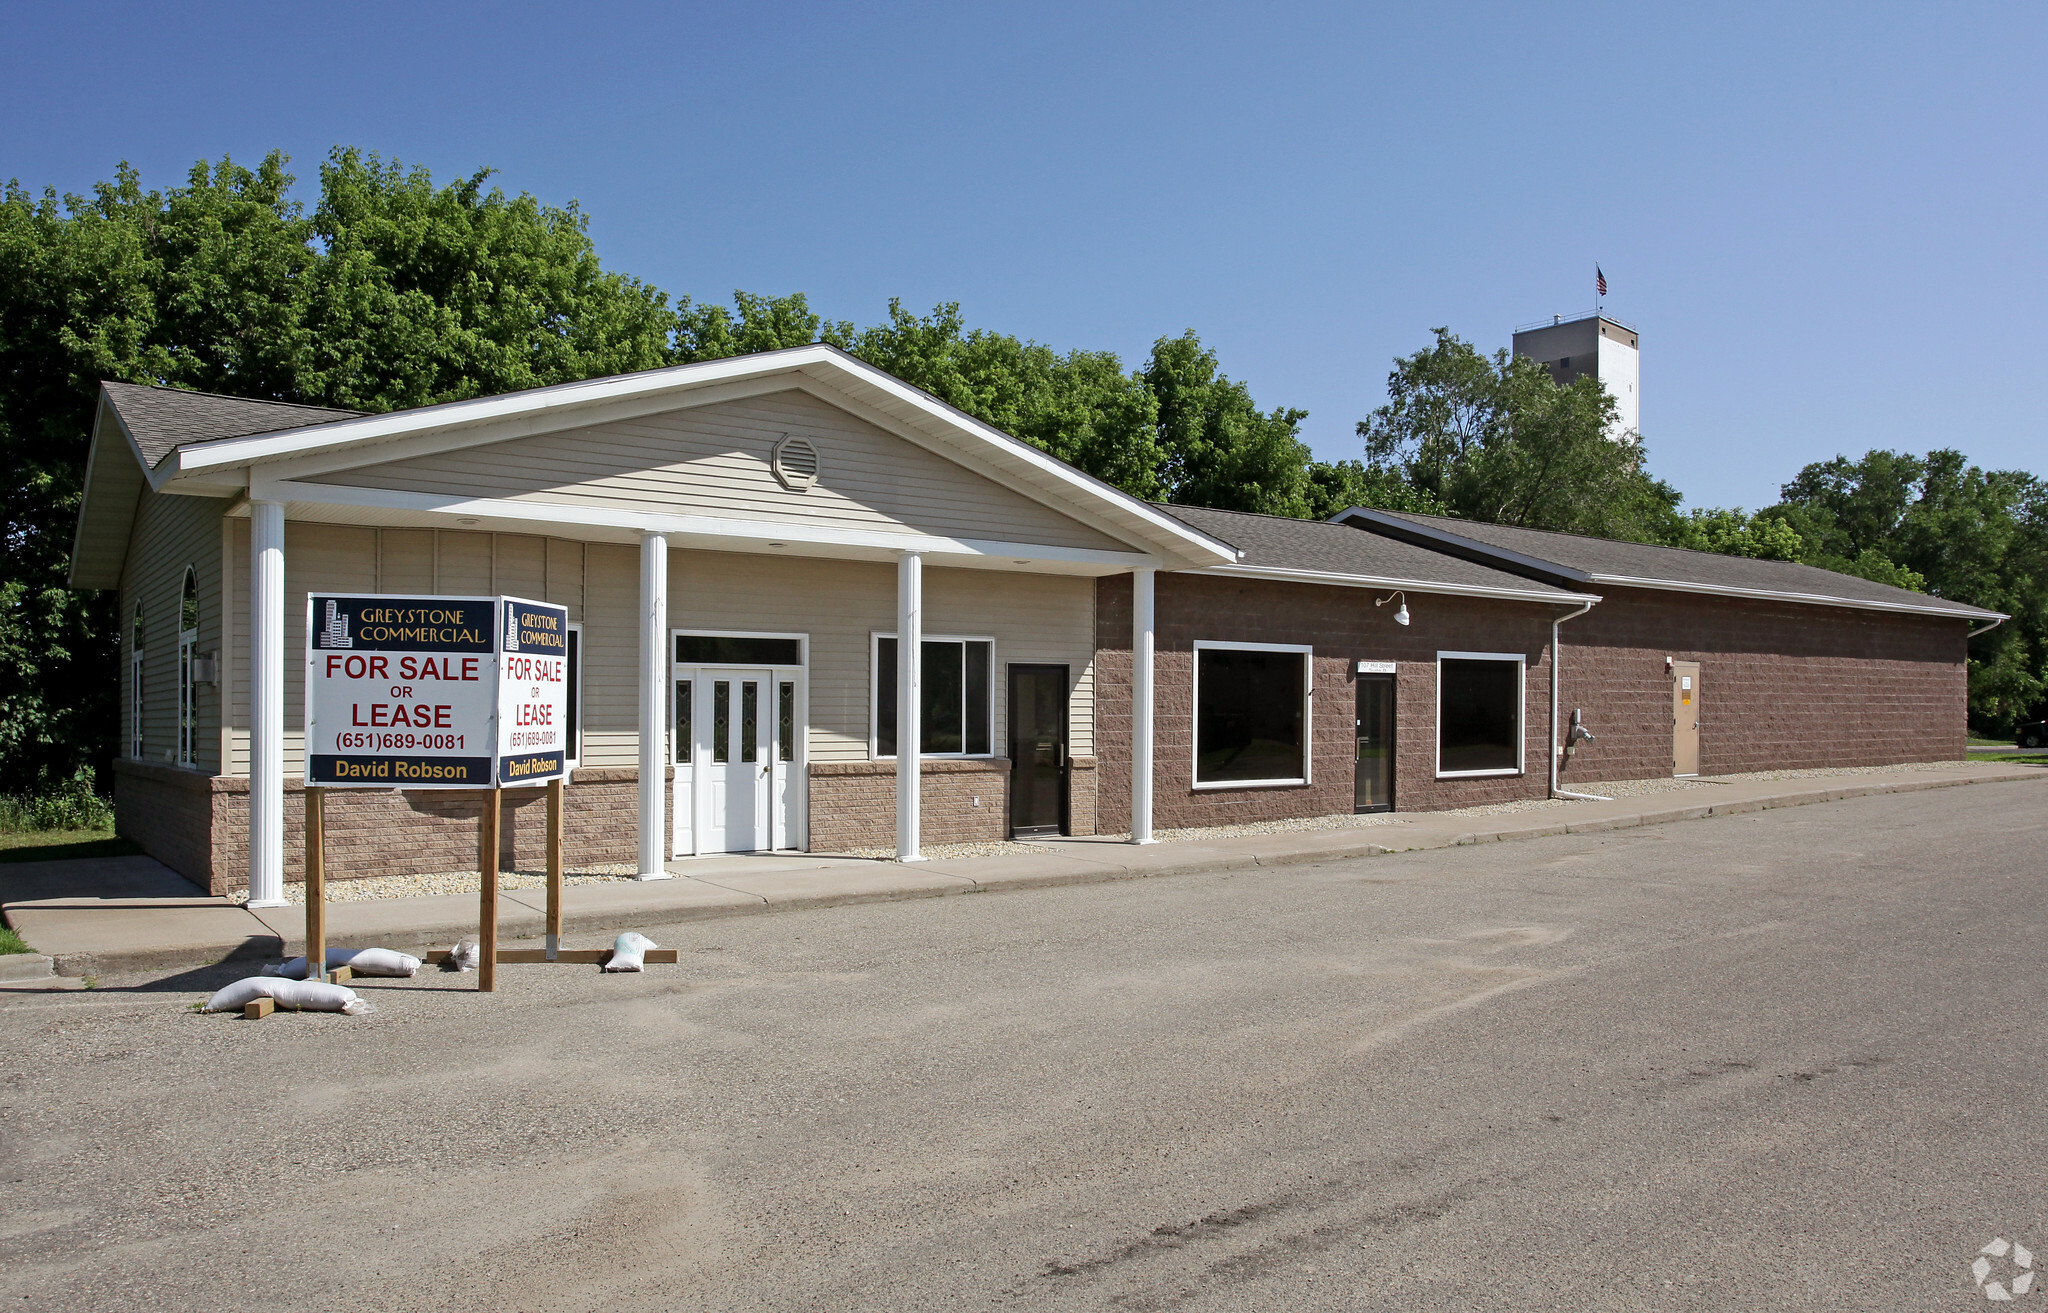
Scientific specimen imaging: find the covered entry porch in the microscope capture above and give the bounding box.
[187,348,1232,903]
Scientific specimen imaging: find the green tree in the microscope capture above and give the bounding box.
[0,148,681,793]
[1355,328,1680,541]
[1670,508,1807,563]
[674,290,851,363]
[1301,459,1450,521]
[1765,448,2048,730]
[1143,331,1314,515]
[845,301,1166,498]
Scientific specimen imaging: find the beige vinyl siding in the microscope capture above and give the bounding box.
[319,388,1130,553]
[120,491,229,773]
[579,543,640,767]
[223,526,1096,778]
[227,526,610,774]
[665,550,1095,763]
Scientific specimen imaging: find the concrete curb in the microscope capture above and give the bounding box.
[47,933,278,982]
[23,766,2046,977]
[0,952,54,982]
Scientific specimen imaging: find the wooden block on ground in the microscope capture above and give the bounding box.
[244,997,275,1019]
[327,965,353,984]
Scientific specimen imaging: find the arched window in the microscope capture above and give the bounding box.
[130,602,146,759]
[178,569,199,766]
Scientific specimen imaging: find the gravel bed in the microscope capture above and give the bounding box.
[1431,759,1986,818]
[843,840,1059,861]
[1089,812,1412,845]
[231,862,642,905]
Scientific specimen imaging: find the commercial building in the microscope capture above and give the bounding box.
[71,347,1999,897]
[1330,510,2001,783]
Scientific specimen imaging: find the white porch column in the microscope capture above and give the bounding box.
[246,499,287,906]
[1130,566,1157,844]
[896,551,925,862]
[635,531,670,880]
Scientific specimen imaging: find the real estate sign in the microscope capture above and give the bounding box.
[304,594,569,789]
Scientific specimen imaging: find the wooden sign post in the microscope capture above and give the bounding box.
[546,777,563,961]
[479,787,499,992]
[305,788,326,984]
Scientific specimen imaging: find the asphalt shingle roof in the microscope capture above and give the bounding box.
[102,382,364,468]
[1354,510,2000,620]
[1157,504,1582,600]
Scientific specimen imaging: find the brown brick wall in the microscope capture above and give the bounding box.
[121,750,1100,888]
[1554,585,1969,784]
[1067,755,1099,837]
[1096,573,1566,830]
[113,760,217,882]
[120,762,671,896]
[808,758,1010,851]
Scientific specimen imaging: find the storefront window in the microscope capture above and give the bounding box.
[1194,643,1311,786]
[875,636,993,757]
[1437,654,1523,775]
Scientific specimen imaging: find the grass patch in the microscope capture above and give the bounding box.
[0,832,138,862]
[0,924,29,955]
[1974,752,2048,765]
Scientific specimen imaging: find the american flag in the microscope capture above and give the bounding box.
[1596,266,1608,297]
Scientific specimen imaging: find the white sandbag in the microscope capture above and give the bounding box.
[445,937,482,972]
[204,976,371,1015]
[603,932,658,973]
[263,947,421,979]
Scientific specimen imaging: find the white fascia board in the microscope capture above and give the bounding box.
[167,348,834,477]
[163,343,1236,568]
[1198,563,1598,606]
[777,376,1236,567]
[251,373,807,483]
[1584,572,2005,622]
[259,478,1165,569]
[798,358,1238,566]
[68,398,146,588]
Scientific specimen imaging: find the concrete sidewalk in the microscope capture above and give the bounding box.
[7,761,2042,977]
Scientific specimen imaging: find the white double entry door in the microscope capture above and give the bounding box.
[672,665,800,855]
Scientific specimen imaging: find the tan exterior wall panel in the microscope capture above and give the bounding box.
[119,491,230,775]
[319,389,1129,552]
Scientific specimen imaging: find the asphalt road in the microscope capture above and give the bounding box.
[5,782,2047,1311]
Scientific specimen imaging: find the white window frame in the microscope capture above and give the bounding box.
[563,621,583,769]
[129,601,146,760]
[1434,650,1526,779]
[1190,639,1315,790]
[869,632,996,760]
[177,567,199,766]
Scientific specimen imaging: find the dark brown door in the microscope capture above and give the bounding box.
[1008,664,1068,839]
[1355,673,1395,813]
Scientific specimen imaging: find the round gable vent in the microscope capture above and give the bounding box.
[771,433,820,492]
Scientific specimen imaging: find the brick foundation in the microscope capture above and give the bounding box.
[118,754,1104,890]
[117,759,672,896]
[808,758,1011,850]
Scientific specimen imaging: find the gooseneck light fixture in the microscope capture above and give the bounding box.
[1376,591,1410,626]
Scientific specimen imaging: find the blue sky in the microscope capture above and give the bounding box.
[5,2,2044,510]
